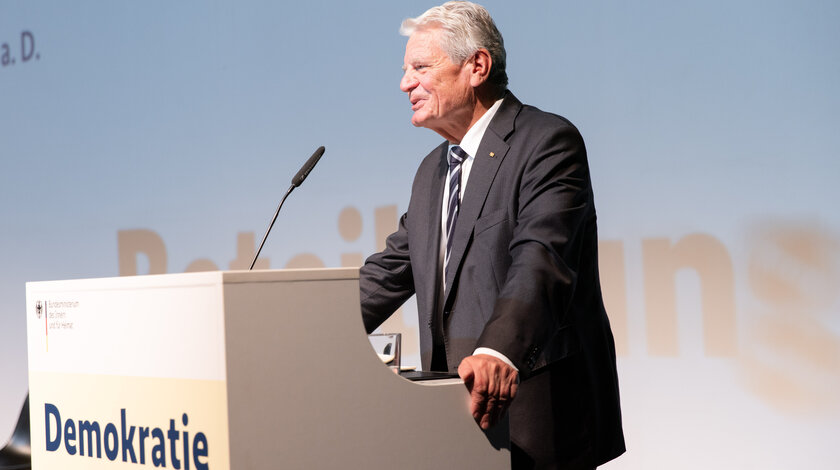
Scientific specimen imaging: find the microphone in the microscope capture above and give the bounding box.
[292,145,325,187]
[249,146,326,270]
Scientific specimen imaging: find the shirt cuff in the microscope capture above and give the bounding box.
[473,347,519,372]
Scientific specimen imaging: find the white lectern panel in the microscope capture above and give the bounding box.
[26,269,509,469]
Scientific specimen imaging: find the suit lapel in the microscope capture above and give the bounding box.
[417,143,448,324]
[443,94,522,302]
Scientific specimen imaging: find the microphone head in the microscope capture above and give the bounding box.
[291,146,326,187]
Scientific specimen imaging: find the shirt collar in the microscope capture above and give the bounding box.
[452,98,504,158]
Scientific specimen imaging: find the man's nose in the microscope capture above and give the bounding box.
[400,69,417,93]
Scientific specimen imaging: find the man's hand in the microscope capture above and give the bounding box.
[457,354,519,430]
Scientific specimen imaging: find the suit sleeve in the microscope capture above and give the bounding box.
[476,122,594,375]
[359,212,416,333]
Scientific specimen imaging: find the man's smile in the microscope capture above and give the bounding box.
[410,94,427,111]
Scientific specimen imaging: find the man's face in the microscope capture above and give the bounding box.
[400,28,475,138]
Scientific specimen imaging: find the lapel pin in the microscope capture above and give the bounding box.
[489,152,495,158]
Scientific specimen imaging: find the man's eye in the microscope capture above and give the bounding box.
[415,65,427,71]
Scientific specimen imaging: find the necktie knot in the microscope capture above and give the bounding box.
[449,145,467,168]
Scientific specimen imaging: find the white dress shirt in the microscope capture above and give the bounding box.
[438,98,518,371]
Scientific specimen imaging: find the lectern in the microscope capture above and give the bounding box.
[26,269,509,469]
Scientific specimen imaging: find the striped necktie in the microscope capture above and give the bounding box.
[445,145,467,281]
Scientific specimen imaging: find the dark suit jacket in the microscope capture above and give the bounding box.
[360,93,625,468]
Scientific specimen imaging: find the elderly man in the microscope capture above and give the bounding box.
[359,2,625,468]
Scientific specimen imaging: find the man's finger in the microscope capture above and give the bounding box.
[470,363,490,420]
[481,395,500,430]
[457,359,475,385]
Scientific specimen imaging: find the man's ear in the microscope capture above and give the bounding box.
[468,48,493,87]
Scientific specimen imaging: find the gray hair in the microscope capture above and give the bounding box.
[400,1,508,90]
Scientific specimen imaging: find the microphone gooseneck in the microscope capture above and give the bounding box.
[249,146,326,270]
